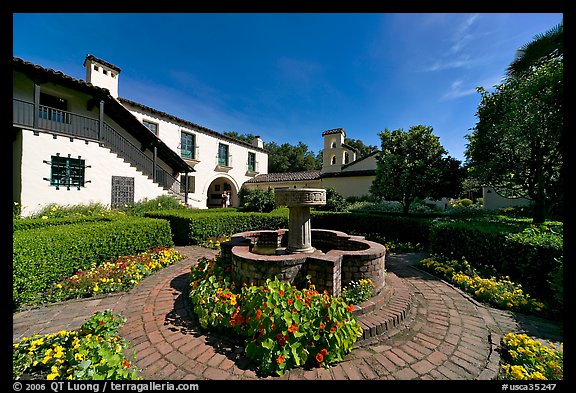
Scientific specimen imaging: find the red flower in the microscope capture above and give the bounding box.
[287,298,293,305]
[278,290,285,297]
[320,348,329,356]
[123,359,130,368]
[319,323,325,330]
[315,353,324,363]
[276,355,285,364]
[256,309,262,321]
[99,320,105,326]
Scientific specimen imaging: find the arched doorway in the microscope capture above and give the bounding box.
[206,176,238,208]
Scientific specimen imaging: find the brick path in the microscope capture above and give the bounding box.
[12,246,563,380]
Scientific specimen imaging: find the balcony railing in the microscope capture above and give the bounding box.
[13,98,182,196]
[247,161,259,173]
[216,154,232,167]
[180,145,199,161]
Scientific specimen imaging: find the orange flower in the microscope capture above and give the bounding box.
[288,323,298,334]
[287,298,293,305]
[123,359,130,368]
[256,309,262,321]
[315,353,324,363]
[278,290,285,297]
[277,355,285,364]
[320,348,328,356]
[319,323,325,330]
[330,327,337,334]
[346,304,354,313]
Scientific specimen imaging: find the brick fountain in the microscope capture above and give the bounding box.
[220,188,387,297]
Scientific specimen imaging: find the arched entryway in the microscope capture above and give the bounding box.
[206,176,239,208]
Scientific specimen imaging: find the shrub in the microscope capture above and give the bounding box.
[30,202,112,219]
[315,188,349,212]
[450,198,473,208]
[13,216,115,232]
[13,310,139,380]
[145,210,288,245]
[13,217,173,310]
[126,195,186,216]
[340,279,375,305]
[238,187,276,212]
[188,256,362,376]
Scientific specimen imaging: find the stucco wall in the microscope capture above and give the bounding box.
[123,103,268,208]
[17,129,168,217]
[482,187,531,211]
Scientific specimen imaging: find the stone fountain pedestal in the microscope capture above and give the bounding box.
[274,188,326,254]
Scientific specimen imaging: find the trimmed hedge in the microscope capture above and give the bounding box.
[13,217,173,310]
[13,216,114,232]
[310,211,432,246]
[144,210,289,245]
[428,220,563,304]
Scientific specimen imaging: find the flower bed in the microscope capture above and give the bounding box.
[45,247,182,302]
[188,255,362,376]
[13,310,139,380]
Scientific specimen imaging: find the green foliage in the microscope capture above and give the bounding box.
[450,198,473,208]
[314,188,349,212]
[418,256,547,316]
[13,218,173,310]
[125,195,186,216]
[370,125,451,214]
[311,211,432,247]
[44,248,182,303]
[428,219,563,313]
[31,202,112,219]
[340,279,376,305]
[145,210,288,245]
[499,332,563,380]
[265,141,321,173]
[13,201,21,218]
[238,187,277,212]
[13,216,116,232]
[465,55,563,223]
[189,257,362,376]
[13,310,139,380]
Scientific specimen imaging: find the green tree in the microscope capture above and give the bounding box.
[265,141,320,173]
[465,55,563,223]
[370,125,447,215]
[223,131,258,144]
[343,137,378,158]
[506,21,562,79]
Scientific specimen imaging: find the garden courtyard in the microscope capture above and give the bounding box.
[13,199,563,380]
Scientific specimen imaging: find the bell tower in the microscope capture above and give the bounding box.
[321,128,346,174]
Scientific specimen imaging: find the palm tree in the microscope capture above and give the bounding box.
[506,21,563,79]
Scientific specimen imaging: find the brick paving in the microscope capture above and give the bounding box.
[12,246,563,380]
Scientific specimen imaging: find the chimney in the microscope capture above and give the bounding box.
[252,136,264,149]
[83,54,121,98]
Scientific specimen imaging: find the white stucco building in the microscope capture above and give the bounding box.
[13,55,268,216]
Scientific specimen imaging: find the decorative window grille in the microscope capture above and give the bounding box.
[44,154,89,190]
[111,176,135,209]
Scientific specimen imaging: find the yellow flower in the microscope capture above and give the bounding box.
[530,371,547,380]
[510,365,527,380]
[74,353,84,361]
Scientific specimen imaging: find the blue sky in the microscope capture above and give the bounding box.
[13,13,563,163]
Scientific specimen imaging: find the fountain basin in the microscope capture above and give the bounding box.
[220,229,386,297]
